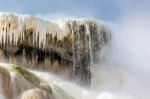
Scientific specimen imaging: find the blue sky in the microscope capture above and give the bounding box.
[0,0,149,21]
[0,0,120,21]
[0,0,150,21]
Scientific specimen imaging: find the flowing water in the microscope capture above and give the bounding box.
[0,13,150,99]
[0,63,128,99]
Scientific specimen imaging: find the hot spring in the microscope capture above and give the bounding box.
[0,12,150,99]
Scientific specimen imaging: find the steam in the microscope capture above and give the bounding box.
[0,0,150,99]
[106,14,150,99]
[111,13,150,70]
[28,1,150,98]
[89,1,150,99]
[101,0,150,99]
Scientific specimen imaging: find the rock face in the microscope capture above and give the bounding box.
[0,12,110,85]
[0,64,25,99]
[21,88,55,99]
[0,66,10,99]
[0,64,74,99]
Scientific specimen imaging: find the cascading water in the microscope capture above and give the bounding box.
[0,12,110,86]
[0,12,145,99]
[0,12,111,99]
[0,63,134,99]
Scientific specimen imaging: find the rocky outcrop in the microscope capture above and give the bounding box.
[21,88,56,99]
[0,64,26,99]
[0,64,74,99]
[0,12,110,85]
[0,65,10,99]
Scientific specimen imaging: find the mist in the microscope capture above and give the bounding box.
[0,0,150,99]
[98,0,150,99]
[35,1,150,98]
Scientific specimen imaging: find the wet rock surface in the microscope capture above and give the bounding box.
[0,64,74,99]
[0,13,110,85]
[20,88,56,99]
[0,67,10,99]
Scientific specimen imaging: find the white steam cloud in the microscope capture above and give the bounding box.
[6,0,148,99]
[104,0,150,99]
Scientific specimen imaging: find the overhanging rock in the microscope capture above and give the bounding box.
[0,12,111,85]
